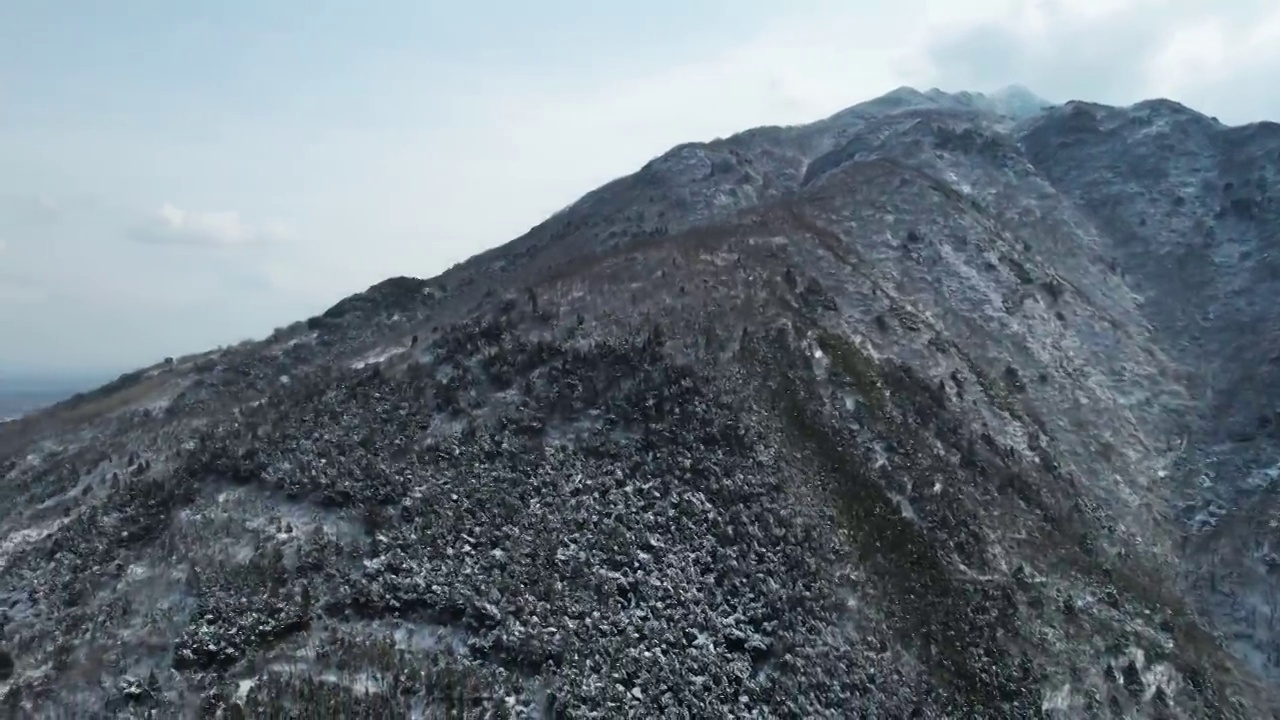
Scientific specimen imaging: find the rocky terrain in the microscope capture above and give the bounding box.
[1,85,1278,718]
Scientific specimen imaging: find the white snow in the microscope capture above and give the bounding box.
[350,346,402,369]
[0,518,69,567]
[1040,682,1073,714]
[235,678,256,703]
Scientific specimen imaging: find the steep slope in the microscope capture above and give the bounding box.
[1,87,1277,718]
[1020,99,1280,682]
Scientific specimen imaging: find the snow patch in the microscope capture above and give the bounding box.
[137,391,180,415]
[351,346,402,369]
[1245,458,1280,491]
[888,491,918,522]
[235,678,256,703]
[270,332,318,354]
[1041,682,1072,713]
[0,518,69,567]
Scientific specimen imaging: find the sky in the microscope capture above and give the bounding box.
[1,0,1278,376]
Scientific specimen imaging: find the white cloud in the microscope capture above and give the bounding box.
[133,203,295,248]
[1144,3,1280,103]
[923,0,1280,123]
[233,0,1280,316]
[5,0,1280,373]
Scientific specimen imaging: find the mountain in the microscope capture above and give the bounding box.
[1,84,1278,718]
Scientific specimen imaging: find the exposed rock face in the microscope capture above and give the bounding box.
[2,86,1279,718]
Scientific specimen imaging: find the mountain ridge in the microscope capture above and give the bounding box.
[2,85,1279,718]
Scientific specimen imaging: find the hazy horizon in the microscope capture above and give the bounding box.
[0,371,113,420]
[0,367,124,387]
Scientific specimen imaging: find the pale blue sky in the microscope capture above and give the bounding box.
[2,0,1277,375]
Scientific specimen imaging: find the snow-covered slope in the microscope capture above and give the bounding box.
[1,86,1278,718]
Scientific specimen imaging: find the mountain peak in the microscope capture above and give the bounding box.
[825,84,1054,126]
[5,85,1280,718]
[1127,97,1218,125]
